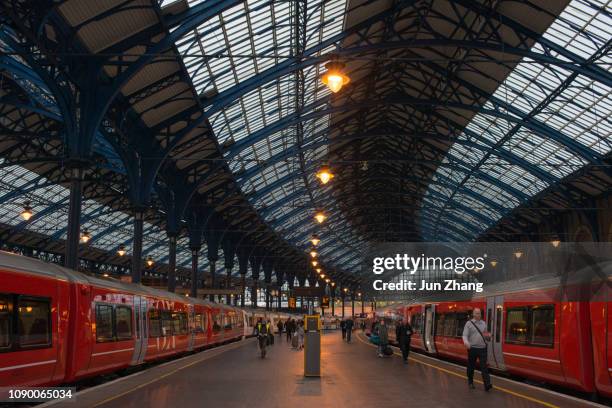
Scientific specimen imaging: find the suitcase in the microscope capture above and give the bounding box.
[291,334,298,348]
[383,345,394,356]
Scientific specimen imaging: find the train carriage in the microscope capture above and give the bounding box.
[0,251,246,389]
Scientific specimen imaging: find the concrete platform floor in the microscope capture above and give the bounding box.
[43,332,603,408]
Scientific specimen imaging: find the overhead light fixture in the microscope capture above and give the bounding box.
[315,166,334,185]
[514,250,523,259]
[103,273,109,278]
[309,249,318,258]
[80,229,91,243]
[312,260,318,267]
[320,274,325,279]
[343,287,348,293]
[117,244,126,257]
[550,239,561,248]
[316,268,322,274]
[314,211,327,224]
[331,282,335,287]
[358,292,362,297]
[310,234,321,246]
[146,256,154,267]
[325,278,330,283]
[490,259,498,268]
[21,201,33,221]
[321,60,350,93]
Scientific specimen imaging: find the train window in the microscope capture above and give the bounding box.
[435,313,445,336]
[17,297,51,348]
[96,304,114,342]
[506,305,555,347]
[530,306,554,347]
[212,314,222,332]
[446,313,457,337]
[505,308,529,344]
[194,313,205,333]
[172,312,188,335]
[161,311,173,336]
[115,306,133,340]
[456,313,468,337]
[148,309,162,337]
[0,295,12,350]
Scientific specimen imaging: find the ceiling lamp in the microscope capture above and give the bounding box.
[315,166,334,185]
[316,268,322,274]
[314,211,327,224]
[490,259,498,268]
[325,278,330,283]
[146,256,154,267]
[21,201,33,221]
[80,229,91,243]
[514,250,523,259]
[310,234,321,246]
[331,282,335,287]
[550,239,561,248]
[117,244,126,257]
[309,249,318,258]
[343,287,348,293]
[312,260,318,267]
[321,60,350,93]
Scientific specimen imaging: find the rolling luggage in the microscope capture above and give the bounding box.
[291,334,298,348]
[383,345,394,356]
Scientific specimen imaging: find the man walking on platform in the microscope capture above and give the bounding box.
[462,308,493,391]
[340,319,346,340]
[345,317,354,343]
[395,318,413,363]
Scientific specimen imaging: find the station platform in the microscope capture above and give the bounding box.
[41,332,602,408]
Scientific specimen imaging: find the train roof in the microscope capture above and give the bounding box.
[0,251,233,310]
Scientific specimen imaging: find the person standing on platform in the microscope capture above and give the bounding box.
[345,317,354,343]
[395,318,413,364]
[376,319,389,357]
[462,308,493,391]
[277,319,284,340]
[286,319,294,343]
[340,319,347,340]
[266,319,274,346]
[254,318,269,358]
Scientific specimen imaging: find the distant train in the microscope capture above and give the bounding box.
[0,251,296,389]
[371,275,611,399]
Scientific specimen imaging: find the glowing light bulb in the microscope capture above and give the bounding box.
[314,212,327,224]
[21,202,33,221]
[310,234,321,246]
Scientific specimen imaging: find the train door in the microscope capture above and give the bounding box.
[131,296,148,365]
[485,296,505,370]
[424,304,436,354]
[187,304,195,351]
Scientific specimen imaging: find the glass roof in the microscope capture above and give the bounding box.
[170,0,366,271]
[421,0,611,241]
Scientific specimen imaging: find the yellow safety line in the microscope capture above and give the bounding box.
[356,333,560,408]
[91,340,250,407]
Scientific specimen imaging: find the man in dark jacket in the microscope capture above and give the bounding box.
[344,318,354,343]
[340,319,346,340]
[395,318,413,363]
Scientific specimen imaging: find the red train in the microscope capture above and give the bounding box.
[0,251,247,389]
[375,277,611,399]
